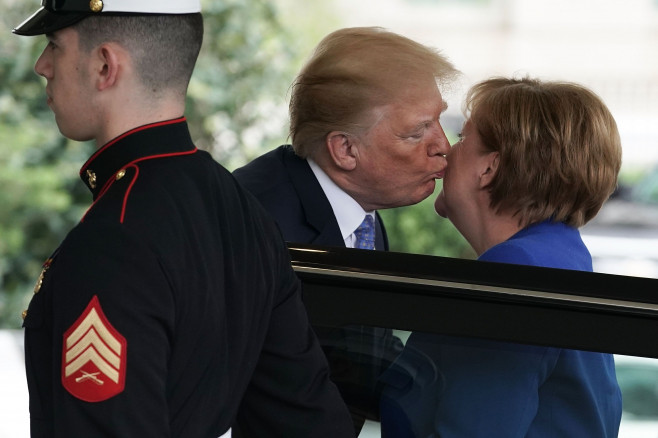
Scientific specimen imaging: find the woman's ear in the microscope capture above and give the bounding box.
[479,151,500,188]
[326,131,358,171]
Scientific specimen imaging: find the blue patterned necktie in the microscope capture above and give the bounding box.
[354,215,376,250]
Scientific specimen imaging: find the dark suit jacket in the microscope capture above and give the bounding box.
[234,145,402,433]
[233,144,388,250]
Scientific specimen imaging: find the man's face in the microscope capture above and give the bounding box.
[350,81,451,210]
[34,27,96,141]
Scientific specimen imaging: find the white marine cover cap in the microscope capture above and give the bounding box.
[14,0,202,36]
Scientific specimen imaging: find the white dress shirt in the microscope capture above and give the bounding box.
[308,159,375,248]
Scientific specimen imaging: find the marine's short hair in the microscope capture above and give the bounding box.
[74,14,203,96]
[467,77,622,227]
[289,26,459,159]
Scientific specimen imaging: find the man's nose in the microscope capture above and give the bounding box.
[428,123,451,156]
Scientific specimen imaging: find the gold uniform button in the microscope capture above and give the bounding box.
[89,0,103,13]
[116,169,126,180]
[22,310,27,320]
[34,268,47,294]
[86,169,97,189]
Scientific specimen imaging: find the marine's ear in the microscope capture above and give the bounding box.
[93,42,125,91]
[326,131,358,171]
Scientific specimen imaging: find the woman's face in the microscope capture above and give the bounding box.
[434,118,493,221]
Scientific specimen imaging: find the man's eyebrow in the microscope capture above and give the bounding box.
[406,100,451,133]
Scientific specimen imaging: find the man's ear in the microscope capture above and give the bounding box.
[326,131,358,171]
[480,151,500,188]
[94,43,122,91]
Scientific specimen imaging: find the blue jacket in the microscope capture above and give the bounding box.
[381,221,622,438]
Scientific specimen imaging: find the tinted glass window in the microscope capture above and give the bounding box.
[315,324,658,437]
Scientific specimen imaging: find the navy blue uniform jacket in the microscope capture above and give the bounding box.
[22,119,354,438]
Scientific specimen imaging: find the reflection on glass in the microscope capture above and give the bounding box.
[329,328,658,438]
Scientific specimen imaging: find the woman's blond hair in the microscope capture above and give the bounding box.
[467,77,622,227]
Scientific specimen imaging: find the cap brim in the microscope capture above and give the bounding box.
[13,7,87,36]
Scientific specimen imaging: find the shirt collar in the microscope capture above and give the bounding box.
[308,159,375,246]
[79,117,196,199]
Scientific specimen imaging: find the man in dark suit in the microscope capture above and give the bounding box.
[233,27,459,433]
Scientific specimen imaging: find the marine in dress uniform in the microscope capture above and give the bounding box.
[14,2,355,437]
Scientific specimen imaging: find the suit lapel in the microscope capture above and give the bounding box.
[281,147,345,247]
[375,212,389,251]
[281,146,389,251]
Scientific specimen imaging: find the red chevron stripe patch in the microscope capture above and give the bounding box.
[62,295,127,402]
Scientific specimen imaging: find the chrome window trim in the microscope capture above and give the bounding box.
[294,266,658,315]
[289,244,658,359]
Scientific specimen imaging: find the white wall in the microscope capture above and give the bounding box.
[328,0,658,168]
[0,331,29,438]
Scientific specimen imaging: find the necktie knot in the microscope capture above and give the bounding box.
[354,215,375,250]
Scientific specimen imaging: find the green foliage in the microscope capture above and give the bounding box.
[380,187,475,259]
[188,0,341,170]
[189,0,298,169]
[1,3,95,327]
[0,0,471,328]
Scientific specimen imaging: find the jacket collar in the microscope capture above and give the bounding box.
[280,146,344,246]
[79,117,196,198]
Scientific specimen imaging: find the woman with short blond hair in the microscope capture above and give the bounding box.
[382,77,623,438]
